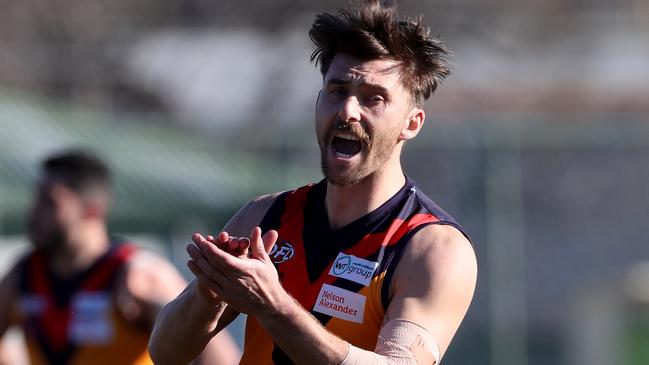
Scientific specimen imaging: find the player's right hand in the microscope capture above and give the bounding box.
[187,230,275,305]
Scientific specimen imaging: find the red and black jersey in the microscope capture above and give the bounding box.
[241,176,469,365]
[15,241,153,365]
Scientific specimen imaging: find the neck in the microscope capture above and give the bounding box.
[325,159,406,230]
[49,222,110,278]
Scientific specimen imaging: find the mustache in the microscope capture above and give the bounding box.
[326,119,370,143]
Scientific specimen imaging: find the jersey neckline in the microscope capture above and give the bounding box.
[310,174,416,239]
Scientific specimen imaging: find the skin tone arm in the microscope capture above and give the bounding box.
[189,223,477,364]
[0,266,20,365]
[119,248,242,365]
[148,194,280,365]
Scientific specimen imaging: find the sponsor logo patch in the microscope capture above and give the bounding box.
[313,284,366,323]
[19,295,46,315]
[328,252,378,286]
[69,292,113,345]
[269,240,295,264]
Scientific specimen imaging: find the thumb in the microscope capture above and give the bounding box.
[249,227,266,259]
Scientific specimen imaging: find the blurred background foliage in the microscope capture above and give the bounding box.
[1,0,648,364]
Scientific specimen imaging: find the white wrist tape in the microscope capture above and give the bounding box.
[340,318,440,365]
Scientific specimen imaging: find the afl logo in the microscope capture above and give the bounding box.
[269,241,294,264]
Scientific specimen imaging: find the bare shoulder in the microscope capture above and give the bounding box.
[402,224,475,274]
[125,249,180,277]
[392,224,477,298]
[121,248,187,305]
[223,191,285,237]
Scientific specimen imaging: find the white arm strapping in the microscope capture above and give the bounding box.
[340,318,440,365]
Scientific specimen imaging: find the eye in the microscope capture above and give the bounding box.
[365,94,385,105]
[329,87,346,96]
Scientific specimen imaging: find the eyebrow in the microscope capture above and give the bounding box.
[326,78,350,86]
[325,78,390,95]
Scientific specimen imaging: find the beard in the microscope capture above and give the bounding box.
[28,220,66,254]
[318,119,399,187]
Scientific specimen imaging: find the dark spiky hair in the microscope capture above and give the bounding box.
[309,0,451,105]
[42,148,111,196]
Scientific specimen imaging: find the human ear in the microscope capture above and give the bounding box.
[82,197,109,219]
[399,108,425,141]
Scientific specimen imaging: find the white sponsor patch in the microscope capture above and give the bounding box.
[328,252,378,286]
[313,284,366,323]
[68,292,113,345]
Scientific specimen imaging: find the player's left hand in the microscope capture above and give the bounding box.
[187,227,286,316]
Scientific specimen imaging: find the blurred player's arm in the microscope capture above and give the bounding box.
[148,193,280,365]
[0,265,21,365]
[121,249,241,365]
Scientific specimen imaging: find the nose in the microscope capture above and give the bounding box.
[339,96,361,123]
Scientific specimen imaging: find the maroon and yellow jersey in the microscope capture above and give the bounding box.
[241,176,468,365]
[15,242,153,365]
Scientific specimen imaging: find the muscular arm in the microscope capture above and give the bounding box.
[148,280,239,365]
[148,194,280,365]
[194,223,476,364]
[381,224,477,360]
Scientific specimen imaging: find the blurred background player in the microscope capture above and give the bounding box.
[0,149,240,365]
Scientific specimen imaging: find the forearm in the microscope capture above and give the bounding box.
[256,292,349,365]
[148,282,227,365]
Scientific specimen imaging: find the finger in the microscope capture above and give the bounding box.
[225,237,250,258]
[216,231,229,244]
[208,232,229,247]
[186,243,204,261]
[233,237,250,251]
[238,238,250,254]
[192,234,225,262]
[187,259,200,276]
[186,244,230,281]
[186,244,213,271]
[194,235,244,271]
[240,237,250,246]
[249,227,266,259]
[214,236,243,255]
[187,260,225,295]
[262,230,279,253]
[192,233,208,245]
[227,237,245,252]
[219,232,246,253]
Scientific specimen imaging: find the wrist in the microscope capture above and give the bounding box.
[189,282,226,320]
[256,288,299,328]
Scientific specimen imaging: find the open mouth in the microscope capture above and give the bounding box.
[331,133,362,159]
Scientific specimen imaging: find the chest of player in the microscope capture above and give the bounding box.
[19,290,116,345]
[270,231,385,325]
[260,182,440,326]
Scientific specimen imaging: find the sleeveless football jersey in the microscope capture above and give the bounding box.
[241,176,468,365]
[15,242,153,365]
